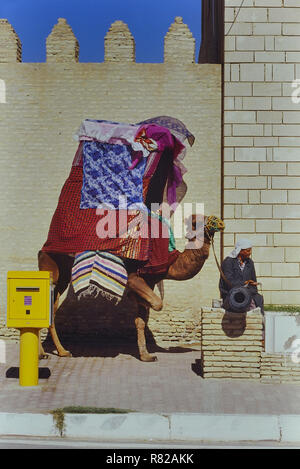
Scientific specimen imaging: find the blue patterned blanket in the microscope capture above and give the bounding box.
[80,141,147,210]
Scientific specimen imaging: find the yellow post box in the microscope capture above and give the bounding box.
[6,271,53,386]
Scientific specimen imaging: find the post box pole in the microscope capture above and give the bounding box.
[19,328,39,386]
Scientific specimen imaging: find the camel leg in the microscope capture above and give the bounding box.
[135,314,157,362]
[127,273,163,311]
[38,252,71,358]
[38,332,48,359]
[131,277,158,362]
[49,293,72,357]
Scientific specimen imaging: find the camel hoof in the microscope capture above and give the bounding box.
[151,299,163,312]
[58,350,72,357]
[140,354,158,362]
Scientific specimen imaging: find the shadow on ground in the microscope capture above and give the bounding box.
[41,286,200,361]
[6,367,51,379]
[191,358,204,377]
[41,331,200,361]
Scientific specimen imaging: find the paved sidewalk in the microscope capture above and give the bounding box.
[1,339,300,415]
[1,339,300,443]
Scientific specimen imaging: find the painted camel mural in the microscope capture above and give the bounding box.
[38,214,224,362]
[38,117,224,361]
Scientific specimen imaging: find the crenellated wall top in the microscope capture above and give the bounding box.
[0,17,196,64]
[0,18,22,63]
[164,16,195,64]
[46,18,79,63]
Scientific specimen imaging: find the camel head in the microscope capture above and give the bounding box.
[185,214,225,242]
[204,215,225,238]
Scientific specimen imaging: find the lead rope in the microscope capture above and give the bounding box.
[206,229,233,289]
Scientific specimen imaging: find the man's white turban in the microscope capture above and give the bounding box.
[228,239,252,258]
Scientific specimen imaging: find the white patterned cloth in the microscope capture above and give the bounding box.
[74,119,151,157]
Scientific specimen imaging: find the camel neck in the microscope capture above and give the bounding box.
[185,236,211,250]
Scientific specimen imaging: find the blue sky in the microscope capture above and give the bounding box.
[0,0,202,63]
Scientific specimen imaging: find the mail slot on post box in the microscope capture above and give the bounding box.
[7,271,53,329]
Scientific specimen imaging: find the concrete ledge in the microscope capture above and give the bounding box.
[279,415,300,443]
[170,413,280,442]
[1,412,300,443]
[0,413,57,437]
[64,413,170,440]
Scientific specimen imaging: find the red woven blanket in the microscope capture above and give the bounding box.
[42,166,179,275]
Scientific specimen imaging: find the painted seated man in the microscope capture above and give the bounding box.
[219,239,264,315]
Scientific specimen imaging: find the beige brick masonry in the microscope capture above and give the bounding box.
[202,307,300,382]
[0,19,22,62]
[104,20,135,62]
[46,18,79,63]
[201,308,263,379]
[261,352,300,383]
[164,17,195,64]
[224,0,300,305]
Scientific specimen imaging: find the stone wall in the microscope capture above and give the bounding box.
[201,306,300,382]
[201,307,263,379]
[261,352,300,383]
[224,0,300,305]
[0,17,221,343]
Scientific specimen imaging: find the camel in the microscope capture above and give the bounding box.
[38,214,224,362]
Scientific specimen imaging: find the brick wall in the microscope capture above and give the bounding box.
[201,307,263,378]
[0,17,221,343]
[224,0,300,305]
[261,352,300,382]
[201,307,300,382]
